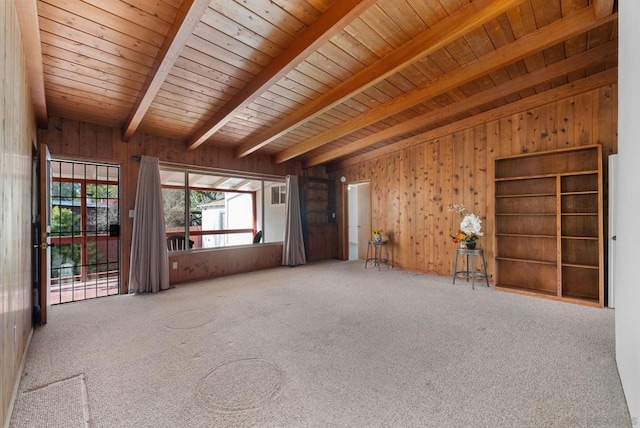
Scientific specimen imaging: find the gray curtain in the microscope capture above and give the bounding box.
[282,175,306,266]
[129,156,170,293]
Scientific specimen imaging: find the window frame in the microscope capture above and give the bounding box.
[160,166,285,250]
[271,184,286,206]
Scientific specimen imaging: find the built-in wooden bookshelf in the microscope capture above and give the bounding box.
[494,145,603,307]
[299,177,338,261]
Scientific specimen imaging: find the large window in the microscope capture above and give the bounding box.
[160,168,285,250]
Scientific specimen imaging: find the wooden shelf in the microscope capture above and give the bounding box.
[494,145,603,307]
[496,233,556,238]
[561,291,600,302]
[561,191,598,196]
[559,170,599,177]
[495,256,556,266]
[562,263,598,269]
[496,213,556,216]
[495,173,558,181]
[496,193,556,198]
[495,145,600,178]
[497,284,601,307]
[496,284,557,297]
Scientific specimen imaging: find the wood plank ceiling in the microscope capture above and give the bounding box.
[30,0,617,168]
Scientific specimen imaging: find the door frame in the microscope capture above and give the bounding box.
[608,154,617,308]
[38,144,52,324]
[343,180,371,261]
[47,158,122,304]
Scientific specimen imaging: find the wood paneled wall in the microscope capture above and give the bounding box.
[39,116,302,291]
[336,84,618,282]
[168,243,284,284]
[1,1,38,424]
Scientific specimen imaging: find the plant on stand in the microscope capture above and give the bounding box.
[448,204,484,249]
[372,228,383,242]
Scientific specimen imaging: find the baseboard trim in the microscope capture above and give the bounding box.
[4,327,34,428]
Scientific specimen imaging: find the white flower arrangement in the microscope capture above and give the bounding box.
[447,204,484,244]
[460,213,484,239]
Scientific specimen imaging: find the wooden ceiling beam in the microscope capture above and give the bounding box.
[185,0,377,152]
[334,68,618,169]
[593,0,615,19]
[14,0,48,128]
[121,0,211,142]
[235,0,526,158]
[275,6,616,164]
[305,40,616,167]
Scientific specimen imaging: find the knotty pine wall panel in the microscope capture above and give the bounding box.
[337,84,618,281]
[1,0,38,424]
[39,116,302,292]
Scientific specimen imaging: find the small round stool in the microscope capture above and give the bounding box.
[452,248,489,289]
[365,240,391,270]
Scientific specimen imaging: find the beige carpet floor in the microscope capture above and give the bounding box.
[10,260,631,427]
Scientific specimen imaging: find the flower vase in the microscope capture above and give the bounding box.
[373,234,382,243]
[466,240,476,250]
[459,241,466,249]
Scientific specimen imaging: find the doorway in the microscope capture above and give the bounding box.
[48,159,120,304]
[347,182,371,260]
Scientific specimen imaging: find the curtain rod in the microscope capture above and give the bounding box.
[130,155,285,181]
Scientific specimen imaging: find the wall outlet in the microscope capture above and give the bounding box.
[129,209,135,218]
[172,262,178,270]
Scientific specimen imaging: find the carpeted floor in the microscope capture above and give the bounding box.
[10,260,631,427]
[10,375,89,428]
